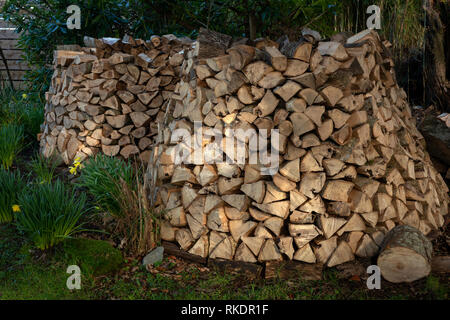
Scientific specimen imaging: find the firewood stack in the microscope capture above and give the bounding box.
[157,28,449,267]
[39,34,193,164]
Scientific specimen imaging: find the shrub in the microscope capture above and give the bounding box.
[0,170,26,224]
[78,155,159,255]
[78,154,134,218]
[30,153,58,184]
[0,123,24,169]
[113,173,159,256]
[16,180,89,250]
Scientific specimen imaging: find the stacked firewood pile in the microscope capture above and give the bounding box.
[157,29,449,267]
[39,34,193,164]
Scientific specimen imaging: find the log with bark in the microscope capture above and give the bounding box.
[377,225,433,283]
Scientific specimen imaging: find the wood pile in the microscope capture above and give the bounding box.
[156,28,449,268]
[39,34,193,164]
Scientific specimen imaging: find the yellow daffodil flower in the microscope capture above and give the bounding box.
[12,204,21,212]
[22,93,28,99]
[69,166,78,175]
[69,157,83,175]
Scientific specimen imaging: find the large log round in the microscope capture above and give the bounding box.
[377,225,432,283]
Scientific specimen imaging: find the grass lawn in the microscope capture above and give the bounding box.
[1,224,448,300]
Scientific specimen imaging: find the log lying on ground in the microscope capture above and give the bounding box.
[377,225,433,283]
[431,256,450,273]
[208,258,263,280]
[265,260,323,280]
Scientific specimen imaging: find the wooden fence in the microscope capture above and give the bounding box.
[0,16,29,90]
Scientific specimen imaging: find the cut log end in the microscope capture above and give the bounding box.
[377,225,432,283]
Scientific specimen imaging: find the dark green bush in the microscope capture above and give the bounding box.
[16,180,89,250]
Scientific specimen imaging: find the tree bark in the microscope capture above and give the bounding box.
[423,0,450,112]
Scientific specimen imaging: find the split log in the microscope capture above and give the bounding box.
[263,46,287,71]
[195,28,232,59]
[258,239,283,262]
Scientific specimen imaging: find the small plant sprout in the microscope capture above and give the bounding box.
[0,170,26,223]
[0,124,25,169]
[30,154,58,184]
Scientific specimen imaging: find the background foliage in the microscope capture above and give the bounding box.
[0,0,426,99]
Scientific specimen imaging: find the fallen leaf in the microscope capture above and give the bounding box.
[350,274,361,282]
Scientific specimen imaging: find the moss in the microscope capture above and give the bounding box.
[62,238,123,277]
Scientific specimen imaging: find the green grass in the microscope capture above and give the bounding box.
[0,88,43,170]
[62,238,124,277]
[0,225,90,299]
[0,224,448,300]
[0,89,43,128]
[0,225,121,300]
[423,275,448,300]
[0,258,92,300]
[29,153,58,184]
